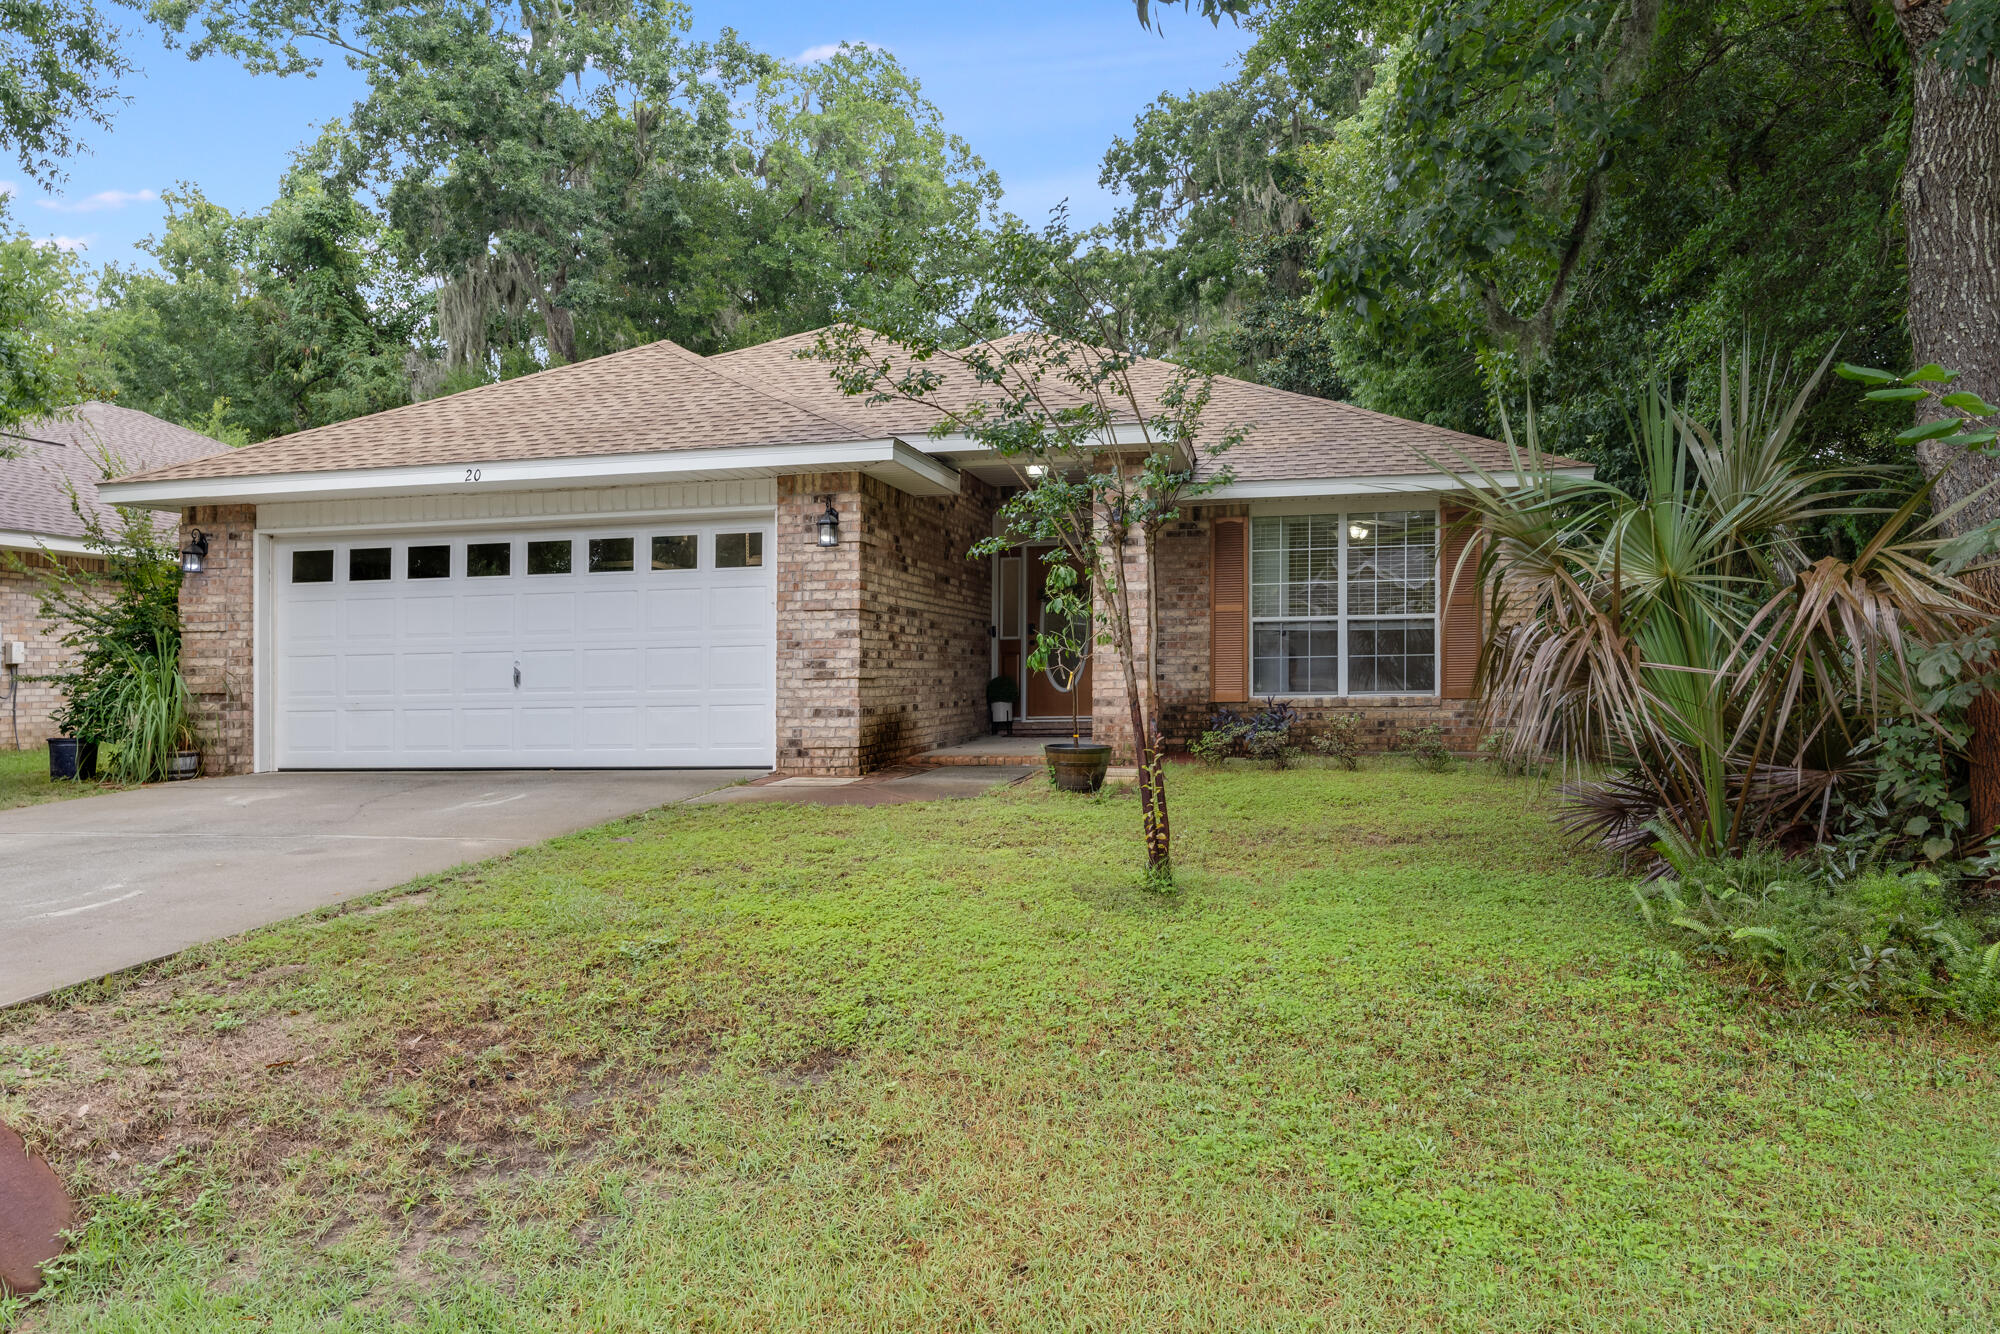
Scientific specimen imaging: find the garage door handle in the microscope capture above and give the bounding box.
[513,660,521,689]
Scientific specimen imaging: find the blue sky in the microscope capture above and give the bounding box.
[4,1,1251,269]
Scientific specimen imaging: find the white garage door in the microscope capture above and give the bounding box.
[274,519,776,768]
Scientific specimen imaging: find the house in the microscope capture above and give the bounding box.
[0,404,230,751]
[97,331,1590,776]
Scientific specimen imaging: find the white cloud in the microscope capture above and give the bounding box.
[36,188,158,214]
[0,181,15,199]
[797,40,884,63]
[44,235,92,252]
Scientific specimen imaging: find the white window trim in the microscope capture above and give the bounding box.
[1249,502,1441,700]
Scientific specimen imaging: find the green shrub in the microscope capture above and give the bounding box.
[1478,727,1545,777]
[1246,727,1299,770]
[1635,855,2000,1023]
[1404,725,1453,773]
[30,497,182,745]
[1188,729,1233,767]
[1312,715,1362,770]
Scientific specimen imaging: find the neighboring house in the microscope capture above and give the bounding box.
[99,332,1591,777]
[0,404,232,751]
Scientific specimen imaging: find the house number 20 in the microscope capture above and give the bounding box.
[464,468,483,482]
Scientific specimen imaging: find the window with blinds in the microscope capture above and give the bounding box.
[1249,510,1438,696]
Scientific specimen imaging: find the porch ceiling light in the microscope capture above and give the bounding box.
[1025,464,1048,479]
[179,528,209,574]
[815,497,841,547]
[1348,522,1371,543]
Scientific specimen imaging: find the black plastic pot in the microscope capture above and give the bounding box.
[47,738,97,781]
[1045,741,1113,793]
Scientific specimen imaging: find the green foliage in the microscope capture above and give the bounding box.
[1477,727,1543,777]
[30,498,182,746]
[0,200,103,445]
[985,674,1019,707]
[94,633,197,784]
[1312,713,1363,770]
[1187,728,1234,766]
[1636,855,2000,1023]
[1403,724,1453,773]
[1465,348,1996,858]
[81,165,418,444]
[0,0,132,183]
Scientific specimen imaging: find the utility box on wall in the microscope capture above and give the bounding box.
[2,641,25,666]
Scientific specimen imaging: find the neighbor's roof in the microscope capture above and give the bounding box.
[0,403,229,542]
[111,327,1578,491]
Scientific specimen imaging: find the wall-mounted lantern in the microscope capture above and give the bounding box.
[179,529,210,574]
[815,497,841,547]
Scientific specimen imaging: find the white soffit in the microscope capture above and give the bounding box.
[98,438,962,509]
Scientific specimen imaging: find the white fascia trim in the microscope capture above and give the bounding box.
[0,530,93,556]
[1205,468,1593,500]
[98,437,962,509]
[914,421,1170,457]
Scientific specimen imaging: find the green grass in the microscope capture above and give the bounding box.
[0,746,131,811]
[3,766,1997,1331]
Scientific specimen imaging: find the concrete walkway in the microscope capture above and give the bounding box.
[692,764,1036,807]
[0,769,750,1006]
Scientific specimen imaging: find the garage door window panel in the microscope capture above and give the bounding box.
[408,545,451,579]
[589,537,635,573]
[467,542,511,577]
[528,540,573,575]
[716,532,762,568]
[652,534,697,570]
[349,547,392,582]
[292,550,334,583]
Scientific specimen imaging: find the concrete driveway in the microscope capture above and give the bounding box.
[0,769,751,1006]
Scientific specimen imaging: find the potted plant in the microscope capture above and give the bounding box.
[98,634,201,784]
[986,673,1019,733]
[1033,564,1112,792]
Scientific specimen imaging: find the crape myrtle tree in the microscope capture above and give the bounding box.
[811,217,1242,886]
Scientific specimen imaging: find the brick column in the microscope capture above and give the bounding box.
[179,505,256,776]
[775,474,865,775]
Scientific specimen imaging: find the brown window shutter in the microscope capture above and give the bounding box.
[1440,505,1483,700]
[1210,516,1249,702]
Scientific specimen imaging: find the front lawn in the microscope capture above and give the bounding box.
[3,767,1995,1331]
[0,747,129,811]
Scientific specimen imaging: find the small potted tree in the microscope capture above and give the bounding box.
[986,673,1019,734]
[1033,562,1112,792]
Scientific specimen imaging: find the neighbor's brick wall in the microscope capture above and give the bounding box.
[179,505,256,776]
[775,472,999,775]
[0,552,106,750]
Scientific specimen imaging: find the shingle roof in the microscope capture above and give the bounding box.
[112,327,1581,490]
[0,404,229,541]
[713,329,1580,482]
[114,338,879,486]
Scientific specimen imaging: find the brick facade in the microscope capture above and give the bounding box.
[0,552,106,750]
[178,506,257,776]
[775,472,998,775]
[1090,503,1488,761]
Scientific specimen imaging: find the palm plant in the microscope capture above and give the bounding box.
[1442,347,1997,858]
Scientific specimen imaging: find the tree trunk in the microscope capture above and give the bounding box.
[1893,1,2000,845]
[542,263,578,366]
[1107,517,1170,880]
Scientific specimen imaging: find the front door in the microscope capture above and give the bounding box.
[994,546,1092,722]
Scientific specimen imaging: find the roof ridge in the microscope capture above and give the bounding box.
[672,335,878,442]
